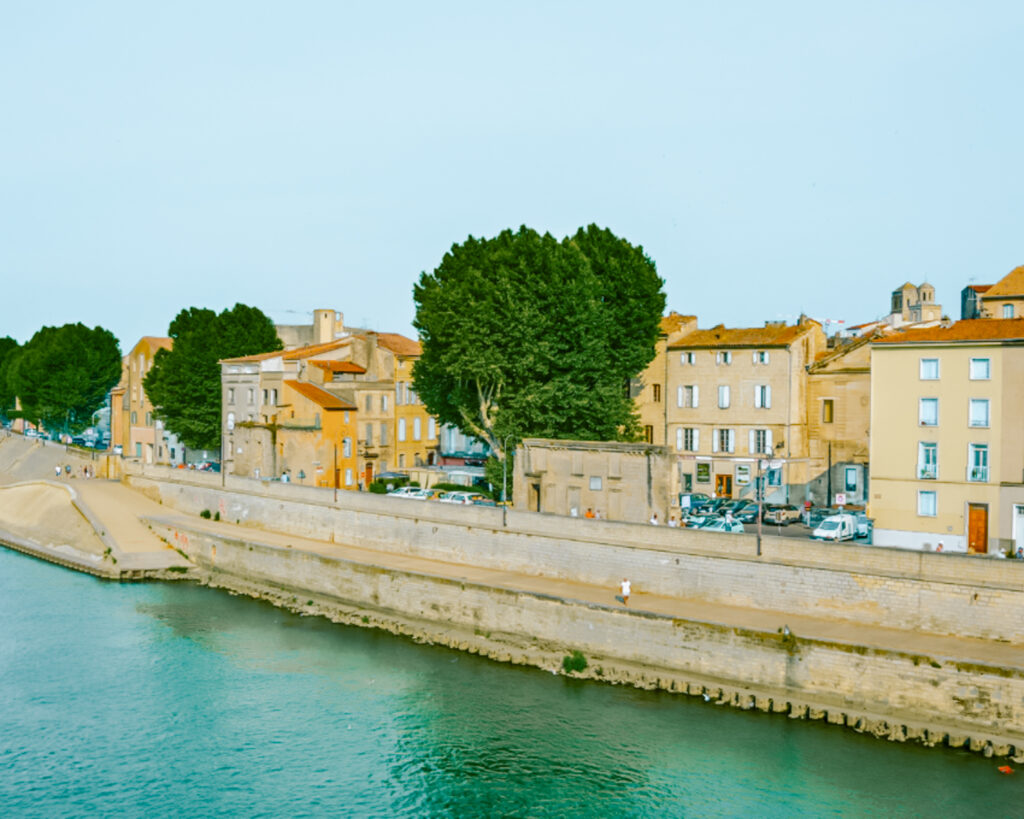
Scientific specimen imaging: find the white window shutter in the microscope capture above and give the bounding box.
[693,385,699,408]
[765,351,770,364]
[676,428,683,451]
[729,429,736,452]
[753,351,758,364]
[677,386,684,408]
[748,430,755,454]
[754,387,762,409]
[712,430,719,453]
[766,429,773,453]
[765,385,772,409]
[693,429,699,451]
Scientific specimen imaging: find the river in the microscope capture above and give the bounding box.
[0,547,1018,817]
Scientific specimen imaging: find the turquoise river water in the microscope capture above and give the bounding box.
[0,547,1020,817]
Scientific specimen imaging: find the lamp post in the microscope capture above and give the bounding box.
[501,435,513,527]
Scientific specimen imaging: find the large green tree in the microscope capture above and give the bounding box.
[144,303,282,449]
[412,225,666,459]
[6,324,121,432]
[0,336,20,417]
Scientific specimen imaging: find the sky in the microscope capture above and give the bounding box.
[2,2,1022,348]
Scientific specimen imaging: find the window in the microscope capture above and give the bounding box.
[398,418,406,442]
[135,443,142,457]
[844,467,858,492]
[767,467,782,486]
[408,386,417,404]
[589,476,602,491]
[683,428,698,452]
[750,428,772,454]
[379,423,388,445]
[344,468,353,486]
[381,395,388,412]
[919,358,939,380]
[398,454,405,468]
[713,428,735,453]
[678,385,699,408]
[919,398,938,426]
[270,389,277,406]
[716,351,732,365]
[413,417,421,440]
[643,425,654,443]
[145,412,152,426]
[365,424,373,445]
[754,385,771,409]
[365,395,372,412]
[753,350,770,364]
[396,383,404,405]
[343,437,352,458]
[652,384,661,403]
[918,490,937,517]
[344,411,349,423]
[428,417,436,439]
[969,399,990,428]
[247,388,255,405]
[822,399,834,424]
[262,389,268,405]
[680,352,695,365]
[718,385,730,409]
[1004,304,1015,319]
[131,411,137,424]
[918,442,937,479]
[227,411,235,431]
[227,388,235,403]
[970,358,990,380]
[968,444,989,482]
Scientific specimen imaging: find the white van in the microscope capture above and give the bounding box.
[812,513,857,542]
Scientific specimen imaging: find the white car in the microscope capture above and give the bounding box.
[812,514,857,542]
[439,491,488,505]
[387,486,422,499]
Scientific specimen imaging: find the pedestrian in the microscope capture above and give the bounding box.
[619,577,631,606]
[936,541,944,552]
[584,508,594,519]
[649,513,659,525]
[668,516,679,528]
[55,465,62,479]
[595,509,602,520]
[65,464,71,477]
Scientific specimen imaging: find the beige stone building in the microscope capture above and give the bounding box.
[274,308,348,350]
[977,265,1024,320]
[869,318,1024,554]
[634,312,697,445]
[665,318,826,504]
[888,282,942,325]
[514,439,674,523]
[805,332,876,506]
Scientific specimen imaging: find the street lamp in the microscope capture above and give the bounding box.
[501,435,513,527]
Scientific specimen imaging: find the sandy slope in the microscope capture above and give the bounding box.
[0,482,106,555]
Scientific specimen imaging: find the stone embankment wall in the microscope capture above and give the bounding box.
[126,464,1024,643]
[152,518,1024,754]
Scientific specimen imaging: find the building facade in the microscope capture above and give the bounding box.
[869,319,1024,554]
[112,337,186,465]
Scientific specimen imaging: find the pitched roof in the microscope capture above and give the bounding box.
[981,265,1024,299]
[283,380,356,410]
[374,333,421,357]
[309,360,366,374]
[141,336,172,351]
[668,321,818,349]
[873,318,1024,344]
[967,284,992,293]
[221,338,352,365]
[660,312,697,335]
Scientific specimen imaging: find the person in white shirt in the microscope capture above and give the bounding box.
[649,514,659,525]
[620,577,631,605]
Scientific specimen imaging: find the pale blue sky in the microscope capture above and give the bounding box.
[2,2,1022,347]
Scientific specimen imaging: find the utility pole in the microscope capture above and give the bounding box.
[333,443,338,502]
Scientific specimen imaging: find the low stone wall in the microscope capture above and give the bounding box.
[126,464,1024,643]
[153,518,1024,755]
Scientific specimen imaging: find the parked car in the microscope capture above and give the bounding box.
[765,504,802,526]
[812,513,857,542]
[735,506,763,524]
[440,492,489,505]
[387,486,423,499]
[853,513,872,539]
[687,514,723,529]
[702,518,746,534]
[679,492,712,513]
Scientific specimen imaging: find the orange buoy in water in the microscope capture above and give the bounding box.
[998,766,1013,775]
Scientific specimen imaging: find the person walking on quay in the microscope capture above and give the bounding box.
[619,577,631,606]
[55,465,62,479]
[649,513,659,525]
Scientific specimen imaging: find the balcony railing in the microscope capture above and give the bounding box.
[918,465,937,480]
[968,466,989,482]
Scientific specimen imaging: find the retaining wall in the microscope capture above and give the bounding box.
[126,464,1024,643]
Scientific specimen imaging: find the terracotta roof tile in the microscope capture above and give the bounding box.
[373,333,421,357]
[873,318,1024,344]
[968,284,993,293]
[982,266,1024,299]
[310,360,366,374]
[283,380,356,410]
[668,322,817,349]
[221,338,352,364]
[660,312,697,335]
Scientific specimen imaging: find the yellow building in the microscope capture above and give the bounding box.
[113,337,185,464]
[979,265,1024,320]
[869,319,1024,554]
[221,331,438,487]
[634,312,697,445]
[666,318,826,503]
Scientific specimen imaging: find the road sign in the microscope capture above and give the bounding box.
[835,493,847,506]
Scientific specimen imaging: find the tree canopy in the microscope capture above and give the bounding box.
[412,225,666,458]
[6,324,121,432]
[144,303,281,450]
[0,336,20,417]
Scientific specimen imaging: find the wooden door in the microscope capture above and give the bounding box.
[715,474,733,498]
[967,503,988,554]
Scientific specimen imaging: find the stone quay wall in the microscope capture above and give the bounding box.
[152,518,1024,752]
[126,463,1024,644]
